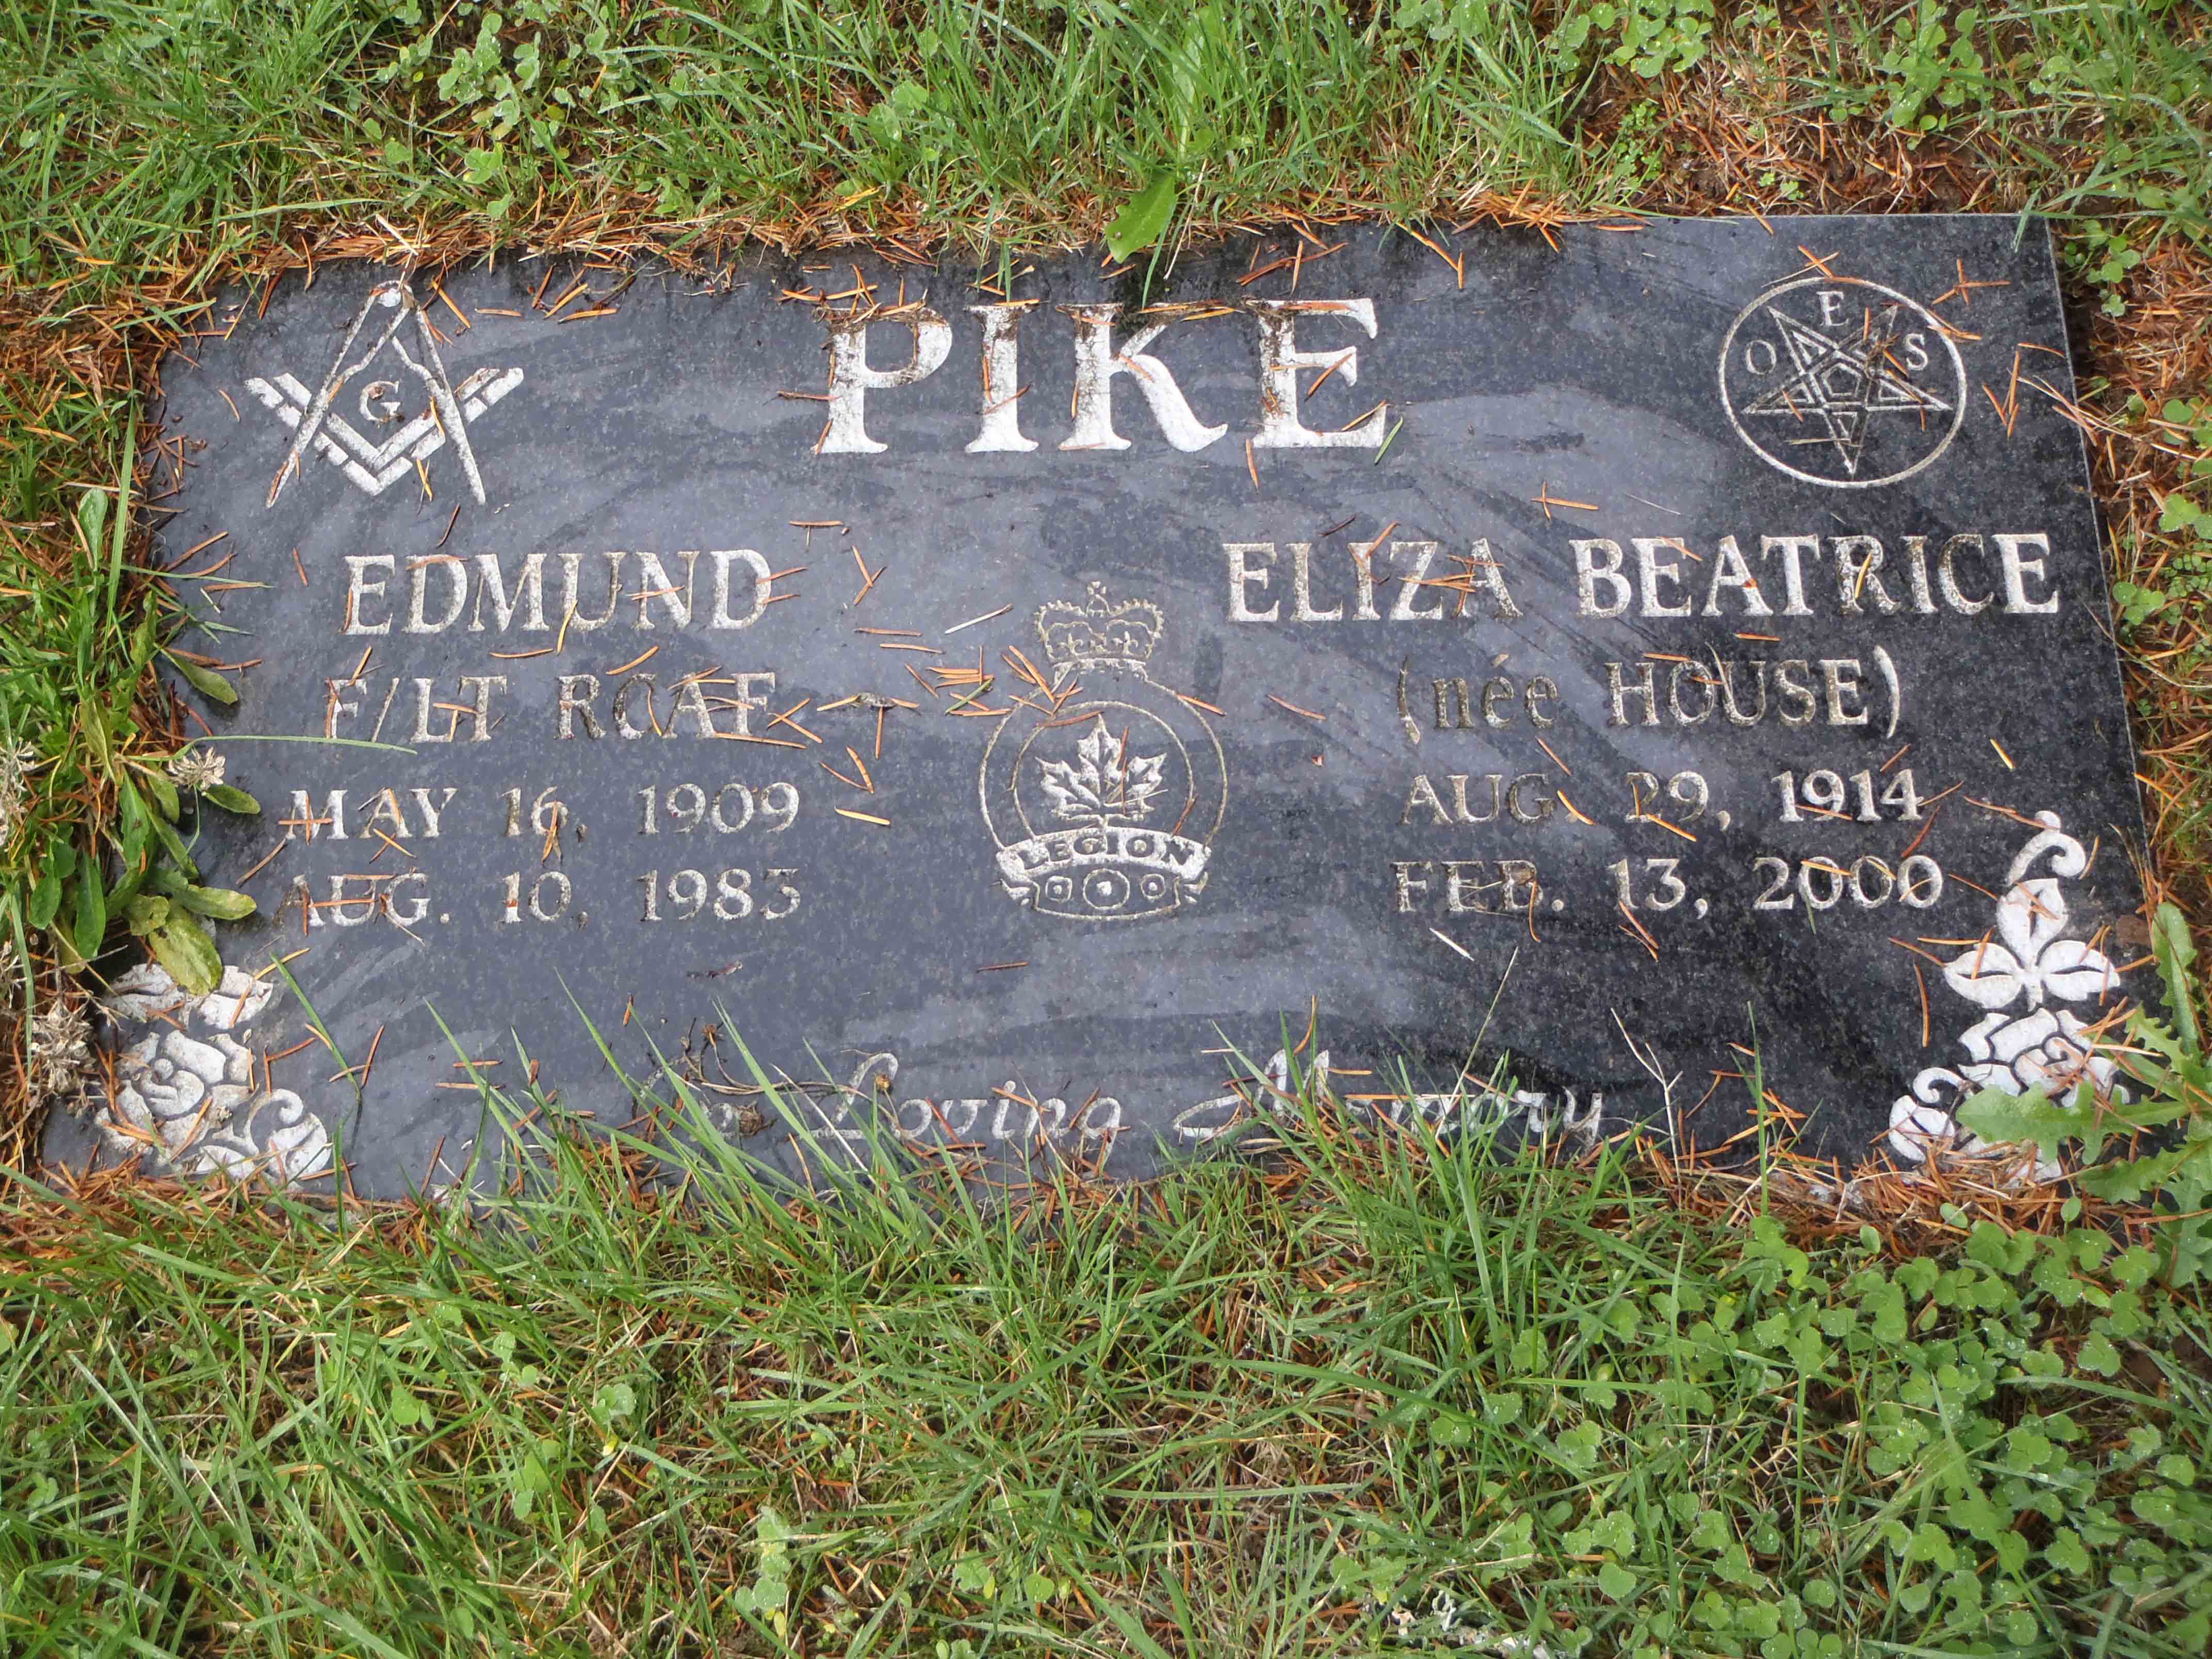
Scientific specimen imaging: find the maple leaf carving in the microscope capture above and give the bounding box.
[1036,715,1166,825]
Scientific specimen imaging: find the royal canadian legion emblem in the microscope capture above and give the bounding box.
[980,585,1227,922]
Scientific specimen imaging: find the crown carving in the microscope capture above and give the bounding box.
[1036,583,1163,666]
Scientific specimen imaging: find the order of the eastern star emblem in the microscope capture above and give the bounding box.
[246,279,522,508]
[1718,275,1966,489]
[981,585,1227,922]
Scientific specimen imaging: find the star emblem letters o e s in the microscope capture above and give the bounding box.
[1718,275,1966,489]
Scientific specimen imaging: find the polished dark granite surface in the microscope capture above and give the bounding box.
[52,218,2151,1195]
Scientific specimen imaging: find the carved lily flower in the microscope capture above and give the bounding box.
[1894,813,2125,1188]
[1888,1081,1967,1164]
[1941,872,2119,1012]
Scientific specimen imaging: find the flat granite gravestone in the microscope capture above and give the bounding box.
[50,215,2155,1198]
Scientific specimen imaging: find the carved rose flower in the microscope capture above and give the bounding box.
[108,1027,254,1157]
[99,963,330,1184]
[1885,1069,2065,1184]
[191,1091,330,1184]
[1888,1085,1967,1164]
[1956,1006,2119,1101]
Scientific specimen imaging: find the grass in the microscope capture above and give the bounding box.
[2,1097,2208,1656]
[1,3,2210,1653]
[0,0,1592,285]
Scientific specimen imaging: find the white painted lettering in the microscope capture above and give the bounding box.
[1832,535,1899,615]
[1463,540,1521,619]
[1289,543,1343,622]
[386,871,430,926]
[363,788,415,840]
[1389,542,1445,621]
[1821,658,1868,726]
[710,549,772,629]
[1403,775,1451,826]
[1226,542,1279,622]
[558,675,602,739]
[725,672,776,739]
[1900,536,1939,614]
[965,303,1035,453]
[1392,860,1432,912]
[668,678,720,739]
[284,789,347,843]
[469,552,548,632]
[1606,661,1658,727]
[819,307,952,455]
[1701,534,1771,616]
[410,787,456,837]
[325,677,363,740]
[1633,537,1693,618]
[1247,298,1386,449]
[561,551,626,631]
[1938,533,1992,614]
[1994,532,2060,614]
[1574,539,1631,617]
[406,557,468,633]
[631,550,698,630]
[1351,537,1381,621]
[1059,304,1226,452]
[1776,660,1817,726]
[343,555,395,636]
[1761,535,1817,616]
[410,678,447,743]
[614,674,658,740]
[410,674,505,743]
[1670,662,1714,724]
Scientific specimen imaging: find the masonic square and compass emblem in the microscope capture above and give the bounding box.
[981,585,1228,922]
[1717,274,1966,489]
[246,279,523,507]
